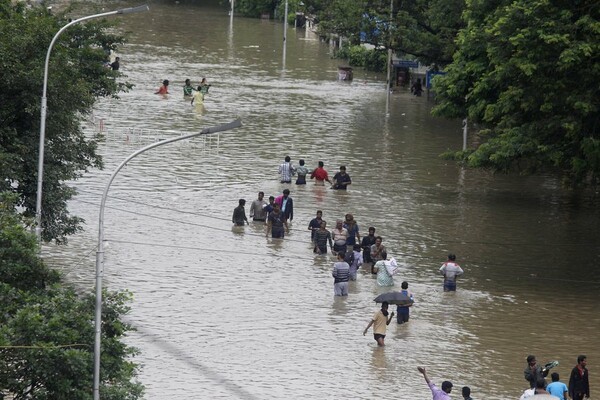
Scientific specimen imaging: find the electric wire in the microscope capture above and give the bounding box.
[63,190,600,284]
[69,196,598,272]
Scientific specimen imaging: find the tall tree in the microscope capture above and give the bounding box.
[0,193,143,399]
[0,1,130,243]
[233,0,278,18]
[433,0,600,185]
[309,0,465,66]
[392,0,465,66]
[316,0,367,45]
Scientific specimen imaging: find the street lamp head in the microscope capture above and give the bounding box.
[117,4,149,15]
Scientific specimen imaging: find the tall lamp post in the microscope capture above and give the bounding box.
[93,119,243,400]
[385,0,393,116]
[282,0,288,68]
[35,4,150,244]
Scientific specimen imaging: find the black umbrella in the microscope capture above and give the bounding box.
[374,291,414,306]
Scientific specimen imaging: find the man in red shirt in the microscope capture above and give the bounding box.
[310,161,332,186]
[155,79,169,94]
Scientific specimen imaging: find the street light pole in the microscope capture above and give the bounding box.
[385,0,393,116]
[93,118,242,400]
[282,0,288,68]
[35,4,149,244]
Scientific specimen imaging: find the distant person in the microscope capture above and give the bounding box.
[569,355,590,400]
[199,77,211,95]
[274,189,293,222]
[265,203,288,238]
[361,227,377,270]
[546,372,568,400]
[363,302,394,346]
[295,159,309,184]
[348,244,363,280]
[524,355,549,389]
[155,79,169,94]
[417,366,453,400]
[332,165,352,190]
[411,78,423,96]
[396,281,414,324]
[249,191,267,222]
[232,199,249,226]
[313,221,333,255]
[262,196,275,220]
[343,213,360,249]
[462,386,473,400]
[183,78,194,96]
[374,257,398,287]
[191,85,204,105]
[308,210,325,241]
[332,252,350,296]
[310,161,332,186]
[331,220,349,255]
[533,377,551,395]
[439,253,464,292]
[278,156,296,183]
[519,387,535,400]
[110,56,120,71]
[370,236,387,272]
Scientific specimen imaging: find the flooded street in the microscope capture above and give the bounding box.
[44,2,600,398]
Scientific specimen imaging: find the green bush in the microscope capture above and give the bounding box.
[335,45,386,73]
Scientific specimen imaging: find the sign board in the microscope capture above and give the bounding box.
[426,70,447,89]
[393,60,419,69]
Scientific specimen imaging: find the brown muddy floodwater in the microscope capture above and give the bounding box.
[45,2,600,399]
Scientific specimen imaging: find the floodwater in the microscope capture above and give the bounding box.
[44,2,600,399]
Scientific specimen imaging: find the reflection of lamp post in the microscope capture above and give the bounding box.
[93,119,242,400]
[35,4,150,244]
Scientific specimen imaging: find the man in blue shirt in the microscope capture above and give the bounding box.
[547,372,568,400]
[332,165,351,190]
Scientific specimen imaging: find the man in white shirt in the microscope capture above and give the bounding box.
[439,253,464,292]
[278,155,295,183]
[249,191,267,222]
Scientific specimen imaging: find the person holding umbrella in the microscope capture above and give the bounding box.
[363,302,394,346]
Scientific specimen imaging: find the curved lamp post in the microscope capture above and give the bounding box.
[35,4,150,243]
[93,118,243,400]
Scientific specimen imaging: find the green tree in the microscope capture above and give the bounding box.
[316,0,367,45]
[310,0,465,66]
[0,193,144,399]
[433,0,600,185]
[0,1,131,243]
[233,0,278,17]
[392,0,465,66]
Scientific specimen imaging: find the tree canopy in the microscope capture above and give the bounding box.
[433,0,600,185]
[0,0,130,243]
[307,0,466,67]
[0,193,144,399]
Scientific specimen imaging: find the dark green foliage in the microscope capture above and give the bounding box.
[433,0,600,185]
[336,45,388,72]
[313,0,465,67]
[233,0,279,17]
[316,0,367,45]
[0,1,131,243]
[0,193,144,399]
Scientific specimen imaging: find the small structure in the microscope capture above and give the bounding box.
[295,12,305,28]
[338,66,353,81]
[392,59,419,87]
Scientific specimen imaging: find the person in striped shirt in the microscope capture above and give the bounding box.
[278,155,296,183]
[332,252,350,296]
